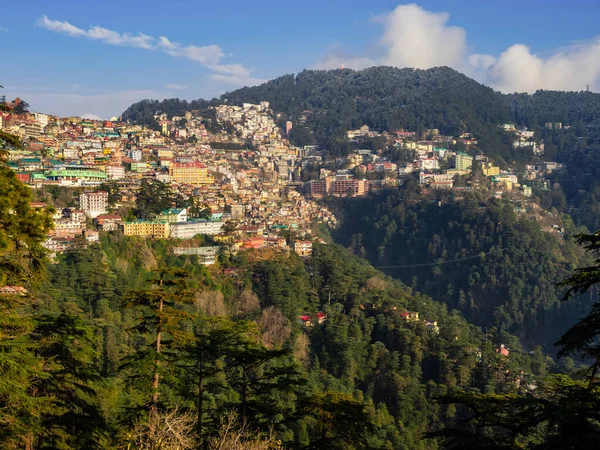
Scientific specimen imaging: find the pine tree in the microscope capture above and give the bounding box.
[120,267,193,417]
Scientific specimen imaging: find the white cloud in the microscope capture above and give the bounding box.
[36,15,86,37]
[165,83,190,90]
[488,39,600,92]
[378,4,466,69]
[0,26,9,32]
[469,54,496,71]
[37,15,259,87]
[157,36,177,50]
[168,44,224,65]
[211,63,252,77]
[82,113,102,120]
[37,15,153,48]
[315,3,600,93]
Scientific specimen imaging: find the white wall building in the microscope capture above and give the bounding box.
[79,191,108,218]
[105,165,125,180]
[169,220,224,239]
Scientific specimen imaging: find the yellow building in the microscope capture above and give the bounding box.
[122,220,170,238]
[169,162,214,186]
[482,165,500,176]
[160,121,171,136]
[157,148,174,159]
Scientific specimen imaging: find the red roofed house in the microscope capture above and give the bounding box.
[496,344,510,357]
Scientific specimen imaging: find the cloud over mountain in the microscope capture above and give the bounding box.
[316,3,600,93]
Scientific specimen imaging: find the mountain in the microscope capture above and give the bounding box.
[123,66,523,162]
[121,66,600,346]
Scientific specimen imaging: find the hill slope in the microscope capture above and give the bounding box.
[329,186,593,351]
[39,235,540,448]
[123,66,520,161]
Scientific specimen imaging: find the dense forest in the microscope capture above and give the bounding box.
[329,182,595,351]
[32,232,538,449]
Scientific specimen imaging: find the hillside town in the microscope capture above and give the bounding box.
[2,100,565,257]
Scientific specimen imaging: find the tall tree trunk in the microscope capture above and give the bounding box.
[152,286,164,415]
[588,354,600,391]
[197,350,204,449]
[241,369,247,421]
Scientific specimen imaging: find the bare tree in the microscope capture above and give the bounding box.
[256,306,291,348]
[234,288,260,315]
[365,276,387,292]
[208,412,283,450]
[126,406,197,450]
[195,290,228,316]
[293,332,310,366]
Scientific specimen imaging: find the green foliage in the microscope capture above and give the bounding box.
[297,391,375,449]
[0,165,53,286]
[506,90,600,231]
[134,178,174,219]
[432,230,600,450]
[32,233,537,448]
[332,187,592,350]
[121,267,193,415]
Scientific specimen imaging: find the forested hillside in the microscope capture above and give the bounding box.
[330,183,593,351]
[35,235,538,449]
[506,90,600,231]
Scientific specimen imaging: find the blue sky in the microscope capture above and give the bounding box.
[1,0,600,118]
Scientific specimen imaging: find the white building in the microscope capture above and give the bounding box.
[105,165,125,180]
[79,191,108,218]
[128,149,142,161]
[173,246,220,265]
[169,220,224,239]
[419,157,439,171]
[34,112,49,128]
[294,240,313,257]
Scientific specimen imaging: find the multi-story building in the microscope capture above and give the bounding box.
[20,121,43,139]
[50,219,85,238]
[94,214,122,231]
[46,166,107,182]
[79,191,108,218]
[308,178,369,198]
[454,152,473,172]
[34,112,49,128]
[105,164,125,179]
[122,220,170,239]
[293,240,313,257]
[172,246,220,265]
[156,208,187,223]
[482,164,500,177]
[128,149,142,161]
[169,220,224,239]
[63,208,87,223]
[230,204,245,220]
[169,162,214,186]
